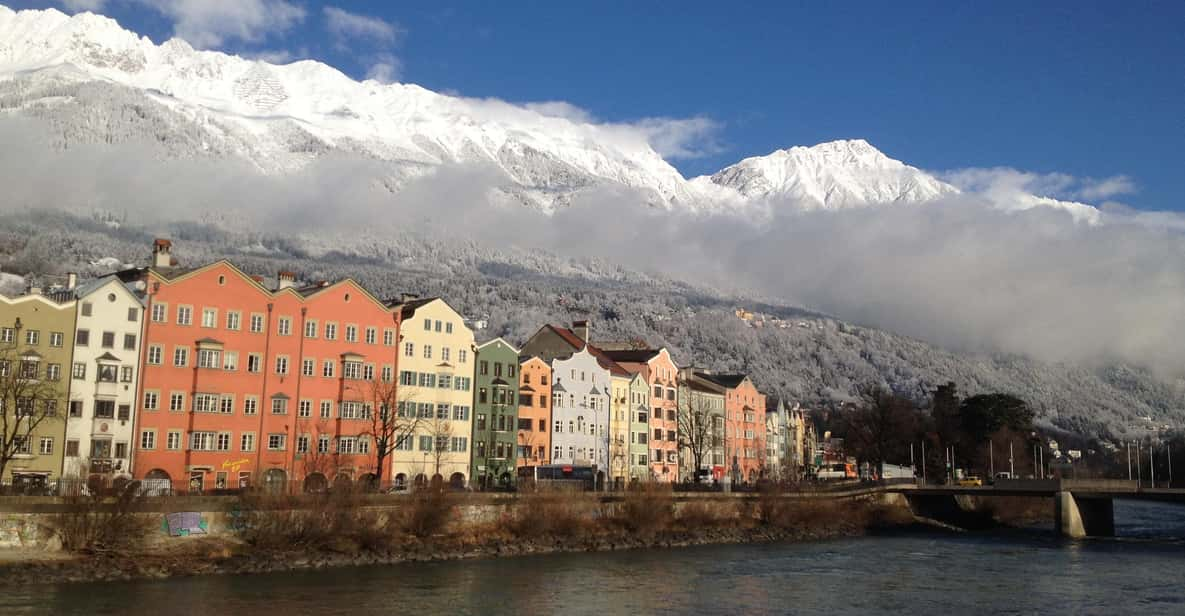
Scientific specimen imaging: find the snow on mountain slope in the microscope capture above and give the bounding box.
[699,139,960,210]
[0,5,1103,220]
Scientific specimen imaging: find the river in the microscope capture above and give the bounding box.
[2,499,1183,615]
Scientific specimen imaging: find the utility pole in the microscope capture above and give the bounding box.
[1127,442,1132,481]
[989,440,994,477]
[1169,445,1174,488]
[920,440,926,484]
[1009,441,1014,477]
[1136,441,1142,487]
[1150,439,1156,488]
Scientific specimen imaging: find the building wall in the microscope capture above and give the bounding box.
[647,351,680,482]
[627,374,650,481]
[391,300,475,487]
[0,294,75,483]
[471,338,519,487]
[516,357,551,468]
[65,278,143,479]
[608,374,631,484]
[549,348,610,471]
[676,382,724,481]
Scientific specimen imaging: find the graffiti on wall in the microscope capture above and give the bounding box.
[163,511,208,537]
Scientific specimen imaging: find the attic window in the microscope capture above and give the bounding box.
[107,293,116,302]
[344,293,351,302]
[218,275,226,285]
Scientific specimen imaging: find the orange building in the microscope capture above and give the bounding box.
[600,348,680,482]
[515,356,552,467]
[122,240,401,492]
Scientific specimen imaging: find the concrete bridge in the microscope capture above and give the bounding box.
[892,479,1185,538]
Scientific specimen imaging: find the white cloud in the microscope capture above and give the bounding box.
[627,116,724,160]
[131,0,306,49]
[364,53,402,84]
[323,6,402,47]
[1078,175,1136,201]
[522,101,595,124]
[59,0,107,11]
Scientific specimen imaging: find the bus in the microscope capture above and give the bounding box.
[815,462,857,481]
[517,465,597,491]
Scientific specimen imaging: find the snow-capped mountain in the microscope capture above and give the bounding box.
[699,139,960,209]
[0,5,1101,218]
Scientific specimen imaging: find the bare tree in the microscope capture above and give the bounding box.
[349,378,420,486]
[845,388,920,479]
[676,388,716,481]
[423,415,454,479]
[0,337,66,483]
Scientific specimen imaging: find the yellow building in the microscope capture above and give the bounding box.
[389,297,476,489]
[608,372,632,488]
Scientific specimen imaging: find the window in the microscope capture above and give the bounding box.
[123,334,136,350]
[480,361,489,376]
[554,420,562,433]
[446,322,454,334]
[278,317,292,336]
[65,440,80,457]
[127,307,139,322]
[201,308,217,328]
[381,365,393,382]
[39,437,53,455]
[296,435,310,454]
[176,306,192,325]
[434,320,442,332]
[46,363,61,381]
[219,396,234,414]
[400,370,415,386]
[169,392,185,412]
[322,360,335,378]
[97,364,117,383]
[317,435,331,454]
[419,436,433,451]
[324,322,337,340]
[166,431,182,450]
[147,345,162,365]
[423,318,431,331]
[404,342,414,357]
[241,433,255,452]
[438,374,452,389]
[193,393,219,413]
[452,405,470,421]
[49,332,64,348]
[337,437,356,454]
[223,351,238,371]
[173,346,188,367]
[422,345,433,359]
[436,403,450,420]
[450,436,467,453]
[341,401,369,419]
[226,311,241,330]
[268,434,286,451]
[320,401,332,418]
[244,397,258,415]
[302,358,315,377]
[190,431,216,451]
[298,399,311,418]
[68,400,83,417]
[151,303,166,323]
[271,397,288,415]
[304,319,318,338]
[478,388,488,404]
[363,364,375,380]
[454,377,471,391]
[365,327,377,345]
[101,331,115,348]
[441,347,450,362]
[458,349,467,363]
[345,325,358,342]
[0,328,11,343]
[144,391,159,410]
[140,430,156,450]
[274,356,288,375]
[343,362,362,380]
[418,373,436,388]
[383,329,395,346]
[216,433,231,452]
[81,302,93,317]
[247,354,262,373]
[197,348,221,369]
[76,329,90,346]
[250,314,264,333]
[494,363,502,377]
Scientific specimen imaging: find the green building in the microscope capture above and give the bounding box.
[0,291,76,489]
[627,372,651,481]
[471,338,521,489]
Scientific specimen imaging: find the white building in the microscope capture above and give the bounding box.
[64,276,145,480]
[550,347,611,476]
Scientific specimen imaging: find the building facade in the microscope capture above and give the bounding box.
[608,372,632,487]
[677,370,726,481]
[627,372,651,481]
[549,347,610,477]
[390,297,474,489]
[64,277,144,480]
[516,356,551,468]
[0,292,74,486]
[600,348,680,482]
[471,338,519,489]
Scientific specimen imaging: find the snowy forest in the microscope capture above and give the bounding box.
[1,209,1181,445]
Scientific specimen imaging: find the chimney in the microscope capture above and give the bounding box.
[278,271,296,290]
[572,320,590,343]
[66,273,77,291]
[152,239,173,268]
[400,292,420,303]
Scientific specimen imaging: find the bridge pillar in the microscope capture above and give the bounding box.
[1055,491,1114,538]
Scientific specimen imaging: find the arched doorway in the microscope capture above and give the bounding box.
[142,469,172,497]
[449,472,466,490]
[393,473,408,491]
[263,469,287,494]
[596,470,606,491]
[358,473,379,493]
[430,473,444,491]
[303,472,328,493]
[413,473,427,489]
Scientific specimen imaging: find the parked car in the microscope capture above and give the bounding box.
[957,476,983,487]
[989,472,1013,484]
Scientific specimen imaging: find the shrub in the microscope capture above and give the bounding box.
[676,500,735,529]
[397,490,454,539]
[48,482,152,553]
[615,484,674,535]
[508,492,595,539]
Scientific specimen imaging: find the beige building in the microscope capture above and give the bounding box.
[389,297,475,489]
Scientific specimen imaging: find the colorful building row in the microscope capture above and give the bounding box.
[0,239,809,491]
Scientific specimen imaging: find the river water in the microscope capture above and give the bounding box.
[2,499,1183,615]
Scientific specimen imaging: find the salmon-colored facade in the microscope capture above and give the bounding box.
[516,356,552,467]
[725,376,767,483]
[126,252,399,492]
[601,348,680,482]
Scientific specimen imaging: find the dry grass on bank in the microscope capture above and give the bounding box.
[507,491,598,540]
[45,484,154,553]
[675,500,739,530]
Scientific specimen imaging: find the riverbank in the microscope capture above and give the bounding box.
[0,490,915,586]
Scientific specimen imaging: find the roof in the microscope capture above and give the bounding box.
[600,349,662,363]
[95,352,121,362]
[389,297,438,318]
[73,276,147,307]
[696,372,749,389]
[551,379,567,393]
[543,324,632,377]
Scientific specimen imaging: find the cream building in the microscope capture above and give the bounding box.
[390,297,475,489]
[608,372,632,488]
[63,277,145,480]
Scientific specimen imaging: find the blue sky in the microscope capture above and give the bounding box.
[17,1,1185,210]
